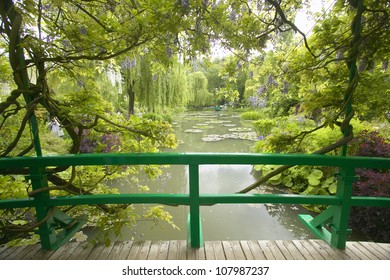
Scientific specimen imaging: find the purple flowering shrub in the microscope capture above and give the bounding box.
[349,130,390,242]
[80,132,121,153]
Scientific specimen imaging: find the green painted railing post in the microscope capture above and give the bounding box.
[330,167,355,249]
[28,166,56,250]
[188,164,203,248]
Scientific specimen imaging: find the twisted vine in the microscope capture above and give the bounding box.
[237,0,365,194]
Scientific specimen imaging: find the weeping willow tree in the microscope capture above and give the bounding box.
[187,71,214,107]
[121,53,191,114]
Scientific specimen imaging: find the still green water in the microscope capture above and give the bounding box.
[116,111,315,241]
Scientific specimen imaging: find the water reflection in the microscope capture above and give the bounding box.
[116,111,315,241]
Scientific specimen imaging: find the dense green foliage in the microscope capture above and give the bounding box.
[1,0,389,245]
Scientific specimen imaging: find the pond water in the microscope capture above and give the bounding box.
[115,110,316,242]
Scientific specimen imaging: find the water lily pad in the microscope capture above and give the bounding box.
[202,134,225,142]
[185,129,203,133]
[228,127,253,132]
[206,120,232,124]
[201,132,258,142]
[193,125,214,129]
[224,124,236,127]
[225,132,258,141]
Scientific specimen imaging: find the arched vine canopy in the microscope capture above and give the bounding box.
[0,0,389,244]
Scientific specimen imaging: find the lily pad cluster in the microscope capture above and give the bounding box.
[184,128,204,133]
[202,132,257,142]
[228,127,253,132]
[206,120,232,124]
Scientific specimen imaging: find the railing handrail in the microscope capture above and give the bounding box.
[0,152,389,250]
[1,152,389,168]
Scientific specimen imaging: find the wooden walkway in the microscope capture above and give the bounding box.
[1,240,389,260]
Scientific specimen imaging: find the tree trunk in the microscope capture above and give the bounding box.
[127,80,135,118]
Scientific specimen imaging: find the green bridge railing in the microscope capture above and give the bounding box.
[1,153,389,250]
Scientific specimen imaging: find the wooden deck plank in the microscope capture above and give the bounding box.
[378,242,390,254]
[0,246,16,259]
[204,242,216,260]
[360,242,390,259]
[318,242,352,260]
[343,247,361,259]
[8,245,34,260]
[312,240,348,260]
[139,240,152,260]
[147,241,160,260]
[212,241,226,260]
[187,247,196,260]
[281,240,305,260]
[107,241,125,260]
[49,242,81,260]
[117,241,133,260]
[298,240,325,260]
[267,241,286,260]
[257,240,275,260]
[231,241,246,260]
[291,240,314,260]
[222,241,235,260]
[98,243,115,260]
[349,242,378,260]
[0,246,21,260]
[34,247,56,260]
[247,240,266,260]
[205,241,225,260]
[87,244,106,260]
[167,240,179,260]
[196,246,206,260]
[20,244,42,260]
[344,242,369,260]
[240,241,254,260]
[127,241,143,260]
[157,241,169,260]
[274,240,294,260]
[307,240,334,260]
[69,242,94,260]
[0,246,8,257]
[1,240,387,260]
[187,246,205,260]
[2,246,29,260]
[177,240,187,260]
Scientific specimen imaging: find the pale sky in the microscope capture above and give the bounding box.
[295,0,335,35]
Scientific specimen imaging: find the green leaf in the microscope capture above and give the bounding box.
[11,220,28,225]
[329,183,337,194]
[325,176,335,184]
[269,173,282,185]
[285,181,294,187]
[310,169,323,179]
[138,185,150,192]
[308,176,321,186]
[253,165,263,171]
[282,176,293,187]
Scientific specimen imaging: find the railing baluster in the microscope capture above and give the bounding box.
[28,166,56,250]
[188,164,203,248]
[330,167,355,249]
